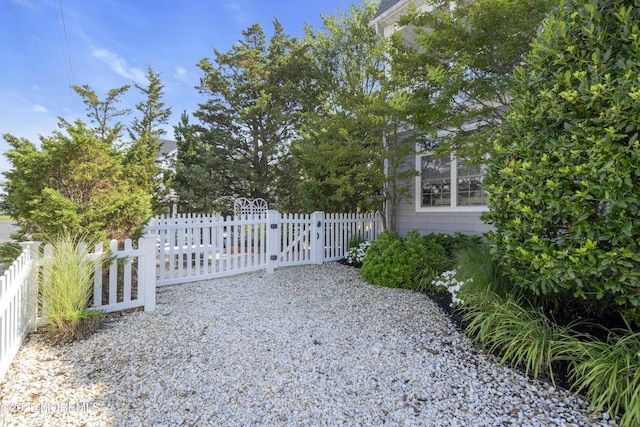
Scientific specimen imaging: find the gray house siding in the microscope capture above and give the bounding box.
[392,156,493,237]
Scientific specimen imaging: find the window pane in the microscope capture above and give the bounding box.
[457,159,488,206]
[421,154,451,207]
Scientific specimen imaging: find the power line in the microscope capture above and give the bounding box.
[57,0,75,84]
[53,0,74,87]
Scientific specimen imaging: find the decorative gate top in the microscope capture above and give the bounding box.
[233,198,268,218]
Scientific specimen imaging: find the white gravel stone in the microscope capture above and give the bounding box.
[0,263,619,426]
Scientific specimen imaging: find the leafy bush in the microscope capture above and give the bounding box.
[39,233,105,343]
[361,230,425,289]
[483,0,640,324]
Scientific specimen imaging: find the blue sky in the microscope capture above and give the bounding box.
[0,0,352,177]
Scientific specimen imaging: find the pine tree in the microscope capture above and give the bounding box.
[177,20,314,213]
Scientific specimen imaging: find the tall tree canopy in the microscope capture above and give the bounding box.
[126,66,172,212]
[173,20,315,214]
[391,0,556,164]
[295,0,415,229]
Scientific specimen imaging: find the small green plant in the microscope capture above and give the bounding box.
[568,326,640,427]
[39,232,105,343]
[431,270,471,307]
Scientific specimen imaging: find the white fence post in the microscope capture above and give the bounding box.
[19,241,40,331]
[311,211,324,265]
[266,210,281,273]
[140,234,157,311]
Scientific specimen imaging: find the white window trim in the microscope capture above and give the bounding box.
[415,152,489,213]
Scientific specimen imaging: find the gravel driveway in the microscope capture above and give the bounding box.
[0,263,617,426]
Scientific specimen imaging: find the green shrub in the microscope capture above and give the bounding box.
[361,230,424,289]
[483,0,640,324]
[39,232,105,343]
[454,242,515,300]
[436,232,483,260]
[413,234,450,292]
[0,242,22,274]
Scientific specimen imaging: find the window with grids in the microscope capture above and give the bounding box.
[419,153,488,209]
[421,154,452,207]
[457,159,488,206]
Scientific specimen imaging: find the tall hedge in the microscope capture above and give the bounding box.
[484,0,640,321]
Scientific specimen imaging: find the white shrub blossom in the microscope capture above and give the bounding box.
[431,269,473,307]
[345,241,371,265]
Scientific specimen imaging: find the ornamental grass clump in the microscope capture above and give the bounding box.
[461,295,576,385]
[39,232,105,343]
[568,327,640,427]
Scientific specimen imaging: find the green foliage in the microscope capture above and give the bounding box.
[569,326,640,427]
[126,66,172,213]
[0,242,22,274]
[361,230,425,289]
[412,234,450,292]
[295,0,417,228]
[295,1,386,214]
[39,232,105,343]
[1,78,169,240]
[171,113,233,214]
[484,0,640,324]
[391,0,556,164]
[177,20,315,213]
[462,294,576,385]
[454,242,514,299]
[2,119,152,242]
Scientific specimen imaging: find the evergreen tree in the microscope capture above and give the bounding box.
[71,84,131,145]
[177,20,314,213]
[172,112,233,214]
[2,120,151,241]
[1,83,159,241]
[126,66,172,212]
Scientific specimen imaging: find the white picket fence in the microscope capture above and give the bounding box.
[147,210,382,286]
[0,210,381,381]
[0,243,37,382]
